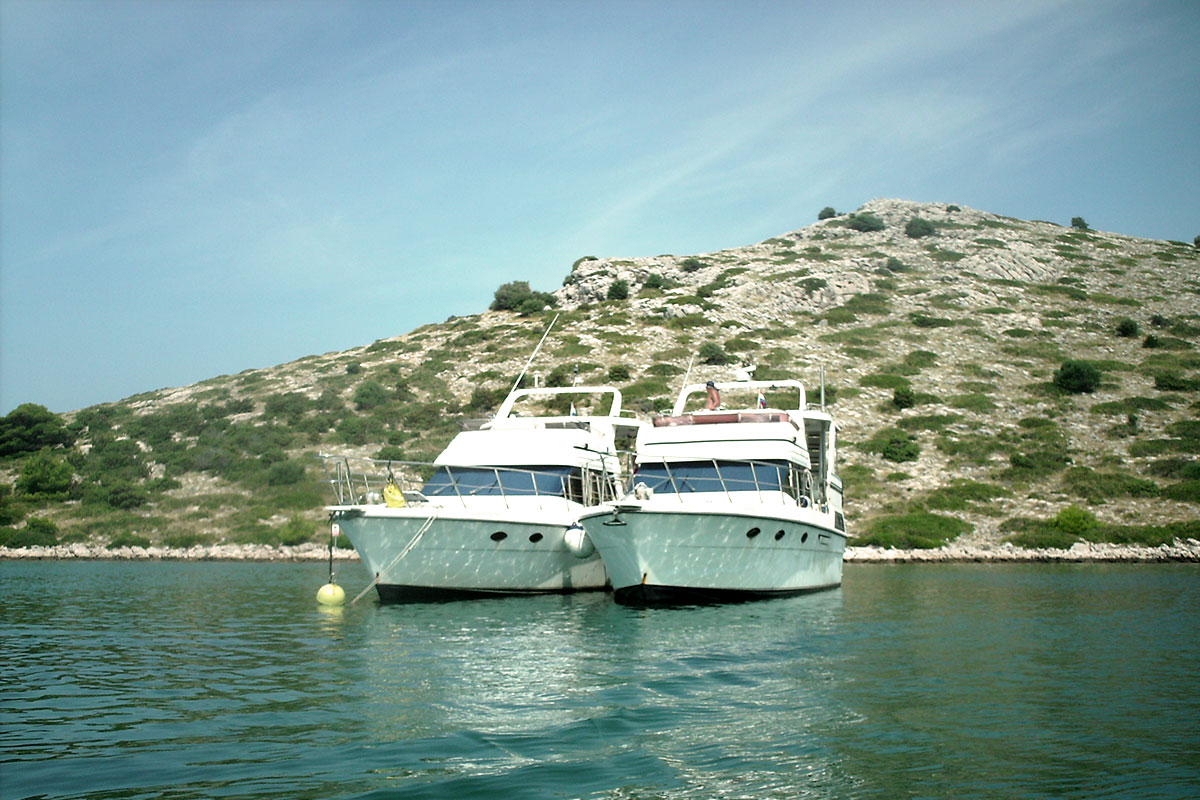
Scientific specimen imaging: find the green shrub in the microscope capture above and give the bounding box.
[1143,334,1160,349]
[2,517,59,548]
[107,532,152,549]
[1054,504,1098,536]
[490,281,556,313]
[607,364,632,382]
[863,427,921,462]
[1053,360,1102,393]
[679,257,705,273]
[924,480,1009,511]
[1161,480,1200,503]
[904,350,939,369]
[1147,458,1200,480]
[162,532,210,549]
[910,313,956,328]
[1153,372,1200,391]
[900,413,963,432]
[1115,318,1140,337]
[818,206,838,220]
[1070,216,1089,231]
[846,213,885,232]
[853,511,970,548]
[103,483,149,510]
[267,460,306,486]
[699,341,730,365]
[606,279,629,301]
[352,380,391,411]
[0,403,74,457]
[16,450,73,496]
[950,393,996,412]
[892,386,916,409]
[905,217,936,238]
[884,257,908,273]
[643,273,673,290]
[1062,467,1159,504]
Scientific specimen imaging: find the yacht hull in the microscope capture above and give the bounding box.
[337,508,608,601]
[579,506,844,605]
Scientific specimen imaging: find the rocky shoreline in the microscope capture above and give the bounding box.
[3,540,1199,563]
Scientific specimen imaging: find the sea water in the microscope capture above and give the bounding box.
[2,560,1198,799]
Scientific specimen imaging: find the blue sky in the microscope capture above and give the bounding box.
[2,0,1197,414]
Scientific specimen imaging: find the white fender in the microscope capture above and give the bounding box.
[564,523,595,559]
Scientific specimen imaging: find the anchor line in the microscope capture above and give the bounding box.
[350,510,439,604]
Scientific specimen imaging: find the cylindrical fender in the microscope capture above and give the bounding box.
[564,524,595,558]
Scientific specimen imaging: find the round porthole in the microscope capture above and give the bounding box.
[529,532,543,543]
[746,527,761,539]
[801,532,809,543]
[774,530,786,541]
[490,531,507,542]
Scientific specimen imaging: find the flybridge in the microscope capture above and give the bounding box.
[670,379,808,415]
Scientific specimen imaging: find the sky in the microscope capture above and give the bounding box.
[2,0,1198,414]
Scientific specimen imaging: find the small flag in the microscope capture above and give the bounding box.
[570,403,577,416]
[757,392,766,408]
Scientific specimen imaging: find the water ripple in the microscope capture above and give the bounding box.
[2,561,1199,799]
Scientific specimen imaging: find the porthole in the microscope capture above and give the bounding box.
[774,530,785,541]
[801,532,809,543]
[746,527,761,539]
[529,532,543,543]
[490,531,507,542]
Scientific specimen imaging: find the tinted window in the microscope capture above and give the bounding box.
[633,461,790,494]
[422,466,577,497]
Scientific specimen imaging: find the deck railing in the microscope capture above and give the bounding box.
[316,454,620,512]
[632,458,817,508]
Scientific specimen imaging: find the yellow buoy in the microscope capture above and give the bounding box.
[317,582,346,606]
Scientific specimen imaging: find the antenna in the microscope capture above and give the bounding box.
[680,354,696,394]
[509,313,559,397]
[820,366,826,410]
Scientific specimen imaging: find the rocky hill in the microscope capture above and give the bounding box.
[3,199,1198,554]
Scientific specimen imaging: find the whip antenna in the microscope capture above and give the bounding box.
[510,313,560,396]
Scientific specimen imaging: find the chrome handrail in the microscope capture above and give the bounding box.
[316,453,613,512]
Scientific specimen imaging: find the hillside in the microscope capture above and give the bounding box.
[3,199,1199,554]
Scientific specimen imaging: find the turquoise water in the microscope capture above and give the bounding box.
[2,561,1198,799]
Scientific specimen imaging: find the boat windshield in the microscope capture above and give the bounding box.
[422,466,579,498]
[633,460,792,494]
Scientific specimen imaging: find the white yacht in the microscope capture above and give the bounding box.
[321,386,643,601]
[575,379,846,604]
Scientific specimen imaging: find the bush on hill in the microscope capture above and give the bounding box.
[0,404,73,457]
[1116,318,1140,337]
[1053,360,1102,394]
[1,517,59,548]
[904,217,936,238]
[818,206,838,220]
[490,281,556,313]
[16,450,73,496]
[699,341,730,365]
[846,213,885,233]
